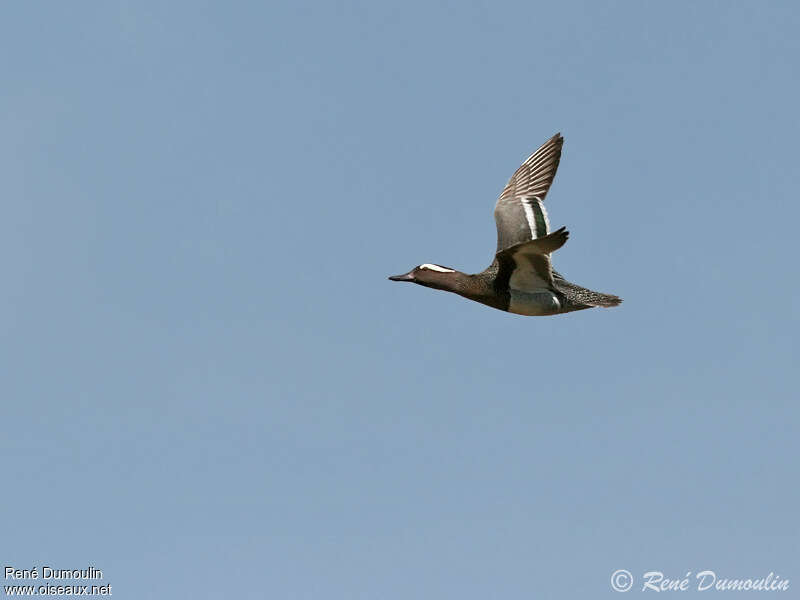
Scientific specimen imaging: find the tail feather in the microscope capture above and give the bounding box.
[552,270,622,309]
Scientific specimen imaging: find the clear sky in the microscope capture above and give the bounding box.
[2,2,798,598]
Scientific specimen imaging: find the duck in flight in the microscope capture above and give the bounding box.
[389,133,621,316]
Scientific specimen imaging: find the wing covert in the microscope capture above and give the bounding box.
[496,227,569,291]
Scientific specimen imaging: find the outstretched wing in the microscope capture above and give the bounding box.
[494,133,563,253]
[496,227,569,291]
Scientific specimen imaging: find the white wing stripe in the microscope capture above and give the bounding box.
[539,198,551,234]
[520,197,550,239]
[522,199,538,238]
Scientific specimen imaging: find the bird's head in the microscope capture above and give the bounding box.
[388,263,458,290]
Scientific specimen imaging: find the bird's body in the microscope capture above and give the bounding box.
[389,133,621,316]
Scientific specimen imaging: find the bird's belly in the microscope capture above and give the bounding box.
[508,288,561,316]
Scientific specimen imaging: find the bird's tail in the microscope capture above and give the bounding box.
[551,270,622,309]
[580,289,622,307]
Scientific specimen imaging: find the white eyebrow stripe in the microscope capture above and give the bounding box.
[420,264,455,273]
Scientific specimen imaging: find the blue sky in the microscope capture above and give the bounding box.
[2,2,798,598]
